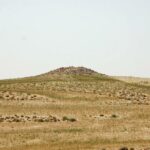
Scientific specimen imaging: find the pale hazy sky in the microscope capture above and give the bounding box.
[0,0,150,79]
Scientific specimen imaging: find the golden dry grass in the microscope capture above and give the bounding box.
[0,69,150,150]
[114,76,150,86]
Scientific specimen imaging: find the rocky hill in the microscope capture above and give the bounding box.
[0,66,149,105]
[36,66,106,78]
[45,66,99,75]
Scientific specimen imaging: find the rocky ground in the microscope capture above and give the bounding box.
[0,91,49,101]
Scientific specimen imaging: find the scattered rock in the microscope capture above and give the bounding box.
[0,91,50,101]
[0,115,78,123]
[0,115,60,123]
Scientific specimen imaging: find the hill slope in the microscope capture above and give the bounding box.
[0,67,149,104]
[0,67,150,150]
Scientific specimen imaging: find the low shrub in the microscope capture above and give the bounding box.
[62,116,77,122]
[119,147,128,150]
[111,114,118,118]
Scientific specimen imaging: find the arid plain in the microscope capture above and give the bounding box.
[0,67,150,150]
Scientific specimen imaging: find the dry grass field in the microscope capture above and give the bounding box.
[0,67,150,150]
[114,76,150,86]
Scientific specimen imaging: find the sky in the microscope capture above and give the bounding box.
[0,0,150,79]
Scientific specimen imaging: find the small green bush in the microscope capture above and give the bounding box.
[119,147,128,150]
[69,118,76,122]
[62,116,77,122]
[111,114,117,118]
[62,116,68,121]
